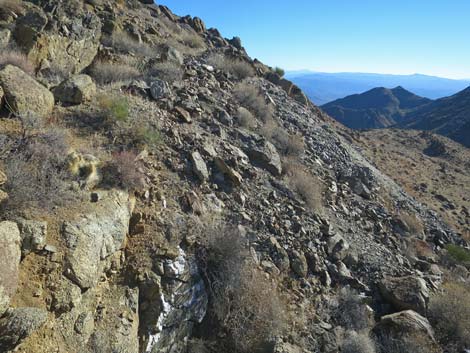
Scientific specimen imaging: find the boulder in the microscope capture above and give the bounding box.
[374,310,438,349]
[53,74,96,104]
[62,190,134,289]
[327,233,350,261]
[190,151,209,182]
[0,65,54,117]
[246,139,282,176]
[17,219,47,253]
[161,46,184,65]
[379,275,429,314]
[0,221,21,316]
[0,307,48,351]
[214,157,242,186]
[14,5,101,75]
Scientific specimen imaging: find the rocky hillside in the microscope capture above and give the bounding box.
[0,1,469,353]
[400,87,470,148]
[322,86,431,129]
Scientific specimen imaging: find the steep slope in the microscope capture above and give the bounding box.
[400,86,470,148]
[286,71,470,105]
[0,2,468,353]
[321,86,431,129]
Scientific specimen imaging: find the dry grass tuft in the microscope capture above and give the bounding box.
[146,61,183,83]
[236,107,256,129]
[180,31,205,49]
[101,151,145,191]
[399,212,424,236]
[341,331,376,353]
[208,53,255,80]
[0,49,35,75]
[102,32,154,57]
[233,81,274,122]
[286,163,323,211]
[90,61,140,85]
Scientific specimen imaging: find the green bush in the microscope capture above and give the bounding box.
[445,244,470,264]
[274,67,285,77]
[98,94,129,122]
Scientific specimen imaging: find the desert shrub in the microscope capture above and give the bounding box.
[90,61,140,85]
[1,123,75,215]
[287,167,323,211]
[208,53,255,80]
[130,124,162,147]
[199,225,287,352]
[445,244,470,265]
[334,287,371,331]
[264,122,305,156]
[180,31,205,49]
[235,107,256,129]
[233,82,273,122]
[102,32,154,57]
[145,61,183,83]
[274,67,285,77]
[97,94,129,122]
[0,49,34,75]
[428,281,470,349]
[341,331,376,353]
[102,151,145,191]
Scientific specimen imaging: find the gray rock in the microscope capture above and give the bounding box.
[53,74,96,104]
[161,46,184,65]
[17,219,47,253]
[190,151,209,182]
[216,109,233,126]
[0,65,54,117]
[214,157,243,186]
[150,79,171,100]
[0,29,11,48]
[246,139,282,176]
[0,221,21,316]
[62,190,133,289]
[290,250,308,277]
[0,307,48,351]
[379,276,429,314]
[327,233,350,261]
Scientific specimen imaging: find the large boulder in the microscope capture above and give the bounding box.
[0,307,48,351]
[53,74,96,104]
[62,190,134,289]
[0,221,21,316]
[379,275,429,314]
[14,4,101,75]
[0,65,54,117]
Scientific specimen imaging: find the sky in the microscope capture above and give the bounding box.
[159,0,470,79]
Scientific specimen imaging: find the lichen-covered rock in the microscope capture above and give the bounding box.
[0,221,21,316]
[0,307,48,351]
[53,74,96,104]
[0,65,54,117]
[62,190,134,289]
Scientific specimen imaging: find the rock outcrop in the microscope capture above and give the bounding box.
[0,221,21,316]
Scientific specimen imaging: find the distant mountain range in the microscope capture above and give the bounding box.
[321,86,470,148]
[285,71,470,105]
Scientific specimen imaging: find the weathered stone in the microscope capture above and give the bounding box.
[379,275,429,314]
[0,189,8,204]
[214,157,242,186]
[62,190,134,289]
[272,341,303,353]
[0,29,11,48]
[150,79,171,100]
[175,106,192,123]
[53,74,96,104]
[327,233,350,261]
[0,221,21,316]
[246,139,282,176]
[0,65,54,117]
[74,312,95,336]
[17,219,47,253]
[161,46,184,65]
[51,278,82,314]
[0,307,48,351]
[0,169,6,186]
[190,151,209,182]
[216,108,233,126]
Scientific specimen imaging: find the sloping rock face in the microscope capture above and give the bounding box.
[62,190,134,289]
[0,65,54,117]
[14,1,102,76]
[0,221,21,316]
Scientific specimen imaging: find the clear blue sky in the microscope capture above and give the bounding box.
[159,0,470,79]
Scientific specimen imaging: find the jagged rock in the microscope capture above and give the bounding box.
[150,79,172,100]
[290,250,308,277]
[0,307,48,351]
[327,233,350,261]
[228,36,243,50]
[374,310,438,349]
[53,74,96,104]
[216,108,233,126]
[14,4,102,75]
[246,139,282,176]
[269,237,290,272]
[0,221,21,316]
[0,65,54,117]
[175,106,192,123]
[62,190,134,289]
[214,157,243,186]
[17,219,47,253]
[190,151,209,182]
[379,276,429,314]
[0,29,11,48]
